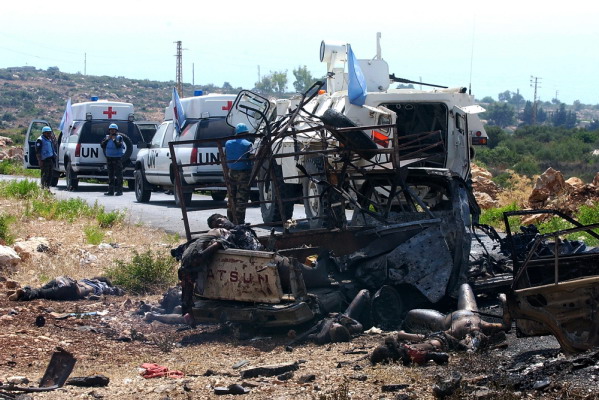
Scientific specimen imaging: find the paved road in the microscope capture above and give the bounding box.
[2,175,307,237]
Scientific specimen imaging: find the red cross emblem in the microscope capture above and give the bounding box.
[222,101,232,111]
[103,107,117,119]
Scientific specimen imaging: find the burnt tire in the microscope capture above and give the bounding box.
[258,161,295,223]
[134,168,151,202]
[65,161,78,191]
[320,109,377,159]
[371,285,407,330]
[302,157,346,229]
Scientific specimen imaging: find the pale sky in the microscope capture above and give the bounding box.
[1,1,598,105]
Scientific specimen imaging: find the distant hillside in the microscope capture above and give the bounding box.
[0,67,239,131]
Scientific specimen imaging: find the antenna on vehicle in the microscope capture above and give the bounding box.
[375,32,382,60]
[468,15,476,95]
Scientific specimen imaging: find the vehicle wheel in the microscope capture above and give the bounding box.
[127,179,135,190]
[174,189,193,207]
[257,161,295,223]
[65,161,78,191]
[211,191,226,202]
[134,168,151,202]
[320,109,378,159]
[371,285,407,330]
[302,157,346,229]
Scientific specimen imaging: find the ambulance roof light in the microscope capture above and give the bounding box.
[86,112,92,121]
[90,96,99,101]
[128,113,135,122]
[194,90,203,96]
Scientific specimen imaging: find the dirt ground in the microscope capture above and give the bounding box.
[1,203,599,399]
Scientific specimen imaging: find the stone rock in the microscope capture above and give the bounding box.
[0,245,21,268]
[528,167,567,207]
[7,376,29,385]
[13,237,50,261]
[5,279,19,289]
[474,192,499,209]
[593,173,599,187]
[8,147,23,161]
[565,177,585,189]
[471,164,493,180]
[0,136,14,146]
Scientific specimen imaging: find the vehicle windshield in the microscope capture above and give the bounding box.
[383,102,448,168]
[79,121,145,144]
[178,118,235,148]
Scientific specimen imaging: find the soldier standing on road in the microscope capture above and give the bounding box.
[101,123,124,196]
[35,126,57,189]
[225,123,253,224]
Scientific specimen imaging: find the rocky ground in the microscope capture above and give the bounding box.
[1,166,599,399]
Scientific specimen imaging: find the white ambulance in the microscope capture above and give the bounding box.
[24,99,149,190]
[134,93,238,206]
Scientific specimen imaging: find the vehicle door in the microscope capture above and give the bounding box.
[58,121,82,172]
[144,121,172,185]
[191,118,235,182]
[449,106,471,179]
[24,120,51,169]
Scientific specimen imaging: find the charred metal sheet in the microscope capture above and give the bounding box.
[198,249,284,303]
[385,226,454,303]
[191,298,315,328]
[508,276,599,354]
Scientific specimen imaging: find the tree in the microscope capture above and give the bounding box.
[255,70,288,95]
[588,119,599,131]
[573,100,583,111]
[480,96,495,103]
[292,65,314,93]
[271,71,288,94]
[254,75,274,94]
[484,102,516,128]
[498,90,511,102]
[521,101,534,125]
[222,82,234,93]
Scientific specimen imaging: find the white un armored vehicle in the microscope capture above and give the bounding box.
[227,35,487,228]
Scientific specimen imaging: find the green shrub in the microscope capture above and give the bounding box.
[479,202,521,230]
[106,250,177,295]
[0,213,15,245]
[29,197,97,221]
[84,225,105,245]
[0,179,44,199]
[0,159,40,178]
[96,209,124,228]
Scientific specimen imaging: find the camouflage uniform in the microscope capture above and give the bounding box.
[227,169,251,224]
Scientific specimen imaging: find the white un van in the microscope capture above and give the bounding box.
[24,99,150,190]
[134,93,238,206]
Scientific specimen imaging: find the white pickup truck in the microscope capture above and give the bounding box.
[133,93,240,206]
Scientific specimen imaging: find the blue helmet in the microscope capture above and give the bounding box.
[41,126,52,133]
[235,123,249,134]
[108,123,118,130]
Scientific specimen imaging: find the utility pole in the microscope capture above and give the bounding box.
[530,75,542,125]
[175,41,183,96]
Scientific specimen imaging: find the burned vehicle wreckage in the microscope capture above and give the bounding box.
[169,39,599,353]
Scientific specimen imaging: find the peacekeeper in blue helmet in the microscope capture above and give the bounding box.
[35,126,57,189]
[100,123,124,196]
[224,123,253,224]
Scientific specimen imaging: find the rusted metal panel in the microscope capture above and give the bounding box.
[198,248,284,303]
[509,276,599,354]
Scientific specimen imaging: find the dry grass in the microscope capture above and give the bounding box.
[495,170,535,208]
[0,197,181,286]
